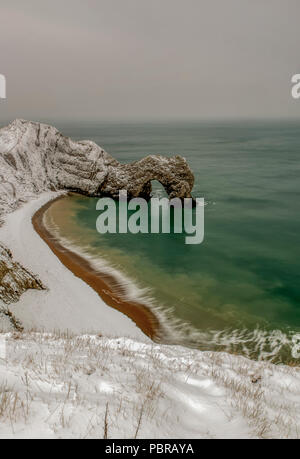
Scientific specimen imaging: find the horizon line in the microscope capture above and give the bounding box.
[1,116,300,126]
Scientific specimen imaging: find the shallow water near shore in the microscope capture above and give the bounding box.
[45,121,300,363]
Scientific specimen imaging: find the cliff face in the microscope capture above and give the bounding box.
[0,119,194,220]
[0,119,195,328]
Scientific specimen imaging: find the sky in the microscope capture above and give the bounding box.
[0,0,300,122]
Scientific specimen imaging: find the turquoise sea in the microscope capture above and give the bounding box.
[48,121,300,363]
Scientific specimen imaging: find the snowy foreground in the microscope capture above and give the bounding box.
[0,332,300,439]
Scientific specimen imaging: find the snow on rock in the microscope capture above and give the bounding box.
[1,119,299,439]
[0,332,300,439]
[0,119,194,219]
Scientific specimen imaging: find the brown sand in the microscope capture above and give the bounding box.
[32,195,160,340]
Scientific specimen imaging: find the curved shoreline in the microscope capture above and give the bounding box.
[32,195,160,340]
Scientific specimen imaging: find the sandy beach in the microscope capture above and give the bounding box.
[32,195,160,340]
[0,192,150,339]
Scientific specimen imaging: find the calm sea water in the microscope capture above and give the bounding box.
[48,121,300,363]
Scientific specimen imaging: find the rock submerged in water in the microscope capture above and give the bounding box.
[0,119,194,217]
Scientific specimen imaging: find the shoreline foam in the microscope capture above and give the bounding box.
[0,192,148,339]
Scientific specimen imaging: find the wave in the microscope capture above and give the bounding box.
[193,328,300,364]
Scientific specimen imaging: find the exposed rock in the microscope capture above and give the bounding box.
[0,307,24,332]
[0,119,195,327]
[0,119,194,217]
[0,244,45,305]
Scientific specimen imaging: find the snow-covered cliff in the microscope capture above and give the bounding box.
[0,119,194,222]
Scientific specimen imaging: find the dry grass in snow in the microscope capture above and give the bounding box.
[0,331,300,439]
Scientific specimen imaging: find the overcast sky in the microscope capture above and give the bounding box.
[0,0,300,122]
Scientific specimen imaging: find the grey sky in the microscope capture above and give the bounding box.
[0,0,300,122]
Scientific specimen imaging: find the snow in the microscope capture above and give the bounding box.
[0,332,300,439]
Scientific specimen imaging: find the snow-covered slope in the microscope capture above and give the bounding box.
[1,332,300,439]
[0,244,44,306]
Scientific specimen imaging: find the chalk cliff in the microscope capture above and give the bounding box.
[0,119,194,221]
